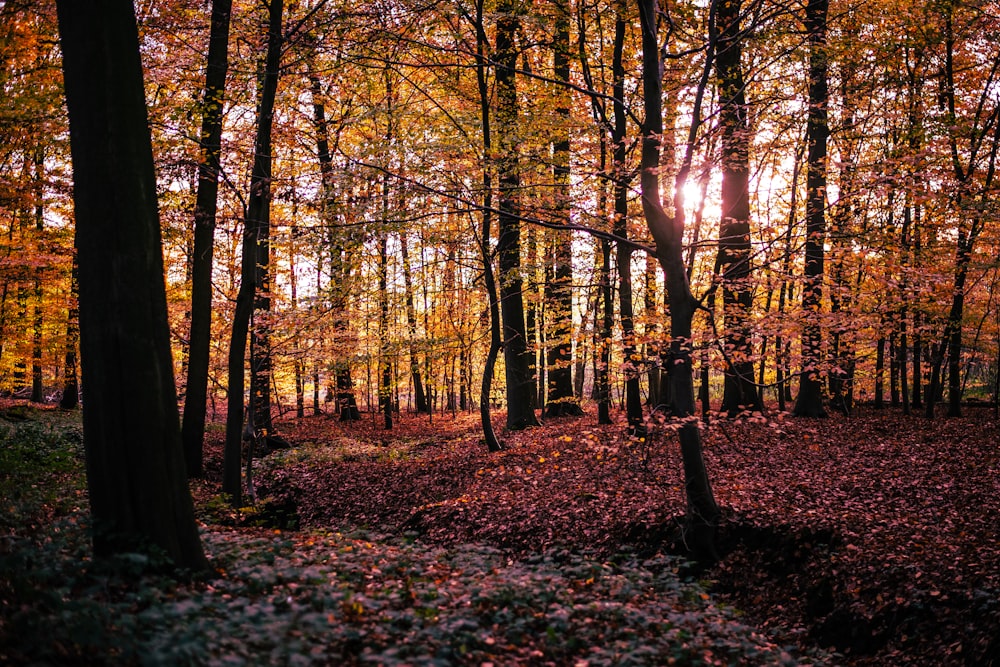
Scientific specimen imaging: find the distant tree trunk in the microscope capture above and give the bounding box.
[377,232,393,430]
[874,335,885,409]
[775,147,801,413]
[182,0,231,478]
[939,9,998,418]
[793,0,829,418]
[29,146,44,403]
[828,71,859,416]
[714,0,761,416]
[56,0,206,569]
[290,223,305,419]
[595,128,613,425]
[544,0,582,418]
[612,1,644,435]
[472,0,502,450]
[60,255,79,410]
[308,72,361,421]
[598,235,613,425]
[249,47,280,439]
[639,0,719,561]
[224,0,283,505]
[496,0,538,431]
[400,233,428,413]
[890,333,900,407]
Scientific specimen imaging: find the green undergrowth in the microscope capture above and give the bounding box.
[0,405,86,531]
[2,516,808,666]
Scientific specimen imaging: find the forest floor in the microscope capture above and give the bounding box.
[2,400,999,665]
[233,405,1000,666]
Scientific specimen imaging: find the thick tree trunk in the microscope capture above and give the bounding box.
[544,0,582,418]
[56,0,205,569]
[793,0,829,418]
[496,0,538,431]
[182,0,231,478]
[714,0,761,416]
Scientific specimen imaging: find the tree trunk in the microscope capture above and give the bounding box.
[639,0,720,562]
[714,0,761,416]
[224,0,283,505]
[56,0,205,569]
[308,72,361,421]
[874,335,885,409]
[793,0,829,418]
[182,0,231,478]
[612,2,644,435]
[378,232,393,430]
[496,0,538,431]
[60,255,79,410]
[544,0,582,418]
[400,233,428,413]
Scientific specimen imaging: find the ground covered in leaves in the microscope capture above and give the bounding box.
[2,402,999,665]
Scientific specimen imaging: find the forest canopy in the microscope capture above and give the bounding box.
[1,0,998,432]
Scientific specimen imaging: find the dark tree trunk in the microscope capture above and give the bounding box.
[793,0,829,418]
[874,335,885,409]
[544,0,582,418]
[182,0,231,478]
[473,0,506,451]
[59,255,79,410]
[890,333,900,407]
[714,0,761,416]
[308,73,361,421]
[775,149,801,413]
[400,233,428,413]
[30,147,44,403]
[639,0,720,562]
[224,0,283,505]
[496,0,538,431]
[56,0,206,569]
[378,232,393,430]
[612,3,644,435]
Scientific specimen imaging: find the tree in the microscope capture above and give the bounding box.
[714,0,762,416]
[55,0,206,569]
[224,0,284,506]
[612,0,644,435]
[639,0,720,561]
[792,0,829,418]
[306,67,362,421]
[496,0,539,431]
[544,0,583,418]
[182,0,233,478]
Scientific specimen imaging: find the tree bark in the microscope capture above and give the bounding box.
[400,233,428,413]
[224,0,283,504]
[612,1,644,435]
[544,0,582,418]
[55,0,206,569]
[793,0,829,418]
[182,0,232,478]
[474,0,504,452]
[639,0,720,562]
[714,0,762,416]
[59,255,79,410]
[496,0,539,431]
